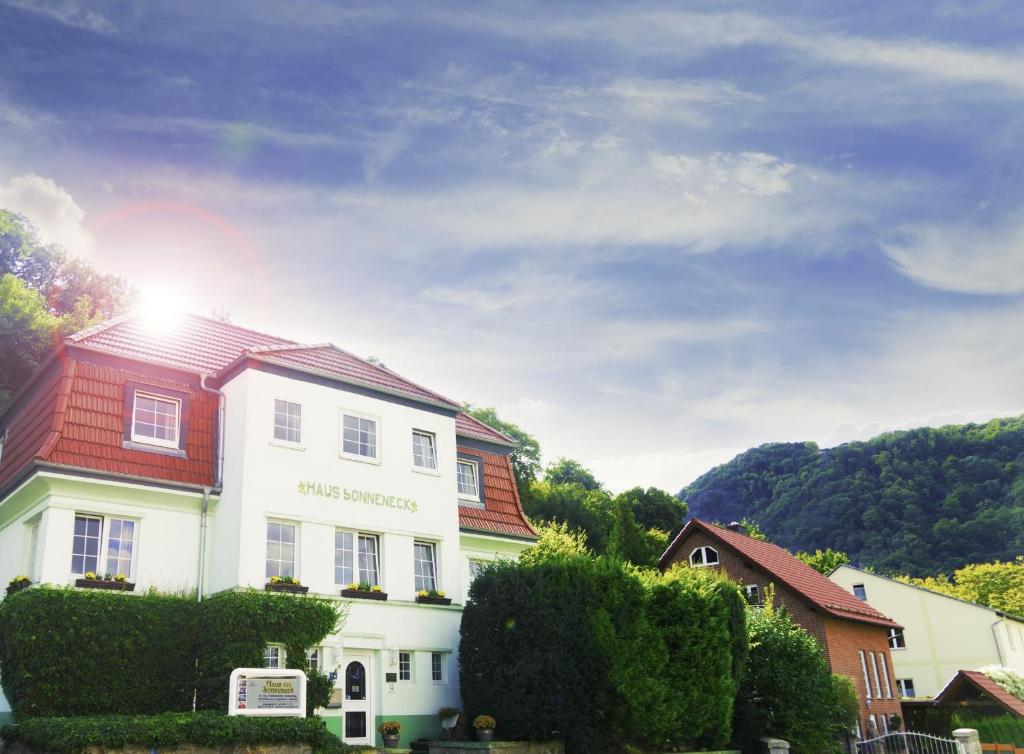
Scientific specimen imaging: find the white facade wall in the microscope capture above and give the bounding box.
[830,566,1024,698]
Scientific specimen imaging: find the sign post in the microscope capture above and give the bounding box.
[229,668,307,717]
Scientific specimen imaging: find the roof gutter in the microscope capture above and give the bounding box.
[992,618,1007,666]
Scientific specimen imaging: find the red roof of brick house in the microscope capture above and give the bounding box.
[934,670,1024,717]
[1,313,533,539]
[661,518,900,629]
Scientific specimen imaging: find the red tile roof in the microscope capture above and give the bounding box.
[661,519,900,629]
[458,445,535,539]
[455,412,515,446]
[0,356,69,493]
[935,671,1024,717]
[67,314,460,410]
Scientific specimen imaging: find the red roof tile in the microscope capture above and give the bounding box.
[67,314,460,410]
[458,445,535,539]
[0,357,69,493]
[935,671,1024,716]
[455,413,515,446]
[661,519,900,629]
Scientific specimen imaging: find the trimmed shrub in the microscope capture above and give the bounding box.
[643,565,748,748]
[195,590,342,712]
[0,587,197,719]
[732,603,852,754]
[953,715,1024,746]
[0,711,358,753]
[459,556,744,753]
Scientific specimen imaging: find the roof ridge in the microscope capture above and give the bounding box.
[324,343,461,408]
[246,342,332,355]
[65,313,134,343]
[457,412,515,444]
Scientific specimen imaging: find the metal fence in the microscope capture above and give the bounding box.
[856,732,961,754]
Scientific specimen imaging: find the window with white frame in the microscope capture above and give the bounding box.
[131,391,181,448]
[869,651,882,698]
[341,413,378,460]
[306,648,321,672]
[457,459,480,501]
[431,651,445,683]
[853,583,867,600]
[266,521,296,579]
[335,530,380,586]
[71,514,137,578]
[888,628,906,649]
[896,678,916,698]
[859,650,872,699]
[263,645,283,669]
[273,399,302,444]
[414,541,438,592]
[880,652,893,698]
[412,430,437,470]
[468,559,486,583]
[690,546,719,567]
[398,651,412,682]
[744,584,762,605]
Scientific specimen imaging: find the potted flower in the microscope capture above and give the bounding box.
[473,714,496,743]
[264,575,309,594]
[416,588,451,606]
[379,719,401,748]
[6,575,31,597]
[341,581,388,601]
[438,706,460,739]
[75,572,135,591]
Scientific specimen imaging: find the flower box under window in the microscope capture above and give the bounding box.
[6,577,31,597]
[341,587,388,601]
[416,594,452,606]
[75,577,135,592]
[264,581,309,594]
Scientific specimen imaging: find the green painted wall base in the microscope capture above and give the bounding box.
[319,713,437,748]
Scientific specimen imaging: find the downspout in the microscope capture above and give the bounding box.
[992,618,1007,666]
[198,375,226,602]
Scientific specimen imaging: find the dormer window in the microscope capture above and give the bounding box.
[131,391,181,448]
[690,546,719,567]
[457,459,480,503]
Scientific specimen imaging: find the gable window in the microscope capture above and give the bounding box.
[744,584,762,606]
[457,459,480,502]
[399,651,412,681]
[896,678,916,698]
[335,530,380,586]
[273,399,302,444]
[266,521,296,579]
[888,628,906,649]
[414,541,438,592]
[71,514,138,578]
[131,391,181,448]
[853,583,867,600]
[341,413,378,461]
[412,430,438,470]
[690,546,719,567]
[431,651,445,683]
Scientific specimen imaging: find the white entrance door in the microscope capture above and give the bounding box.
[342,652,373,746]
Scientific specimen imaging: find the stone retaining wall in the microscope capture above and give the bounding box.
[2,743,312,754]
[427,741,564,754]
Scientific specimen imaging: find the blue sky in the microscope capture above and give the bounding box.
[2,0,1024,491]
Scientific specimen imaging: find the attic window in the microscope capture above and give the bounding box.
[131,392,181,448]
[853,583,867,601]
[888,628,906,650]
[690,546,719,567]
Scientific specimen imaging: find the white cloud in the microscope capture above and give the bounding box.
[882,216,1024,294]
[0,174,93,255]
[5,0,117,33]
[590,446,744,494]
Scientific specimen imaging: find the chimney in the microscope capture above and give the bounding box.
[726,521,747,535]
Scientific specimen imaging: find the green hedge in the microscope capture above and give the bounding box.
[954,715,1024,746]
[459,556,746,753]
[0,587,342,721]
[0,711,357,754]
[0,587,197,718]
[194,590,341,712]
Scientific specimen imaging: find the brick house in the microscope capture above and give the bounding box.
[0,313,535,744]
[659,518,903,739]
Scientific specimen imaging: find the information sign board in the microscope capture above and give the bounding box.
[228,668,306,717]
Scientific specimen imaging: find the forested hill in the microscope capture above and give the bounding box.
[679,417,1024,577]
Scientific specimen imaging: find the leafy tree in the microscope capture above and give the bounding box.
[607,498,657,567]
[796,548,851,575]
[544,457,603,491]
[681,420,1024,576]
[897,556,1024,615]
[519,520,590,566]
[0,211,133,409]
[524,480,615,553]
[615,486,688,536]
[461,404,542,499]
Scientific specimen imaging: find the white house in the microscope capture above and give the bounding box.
[0,314,536,746]
[829,565,1024,699]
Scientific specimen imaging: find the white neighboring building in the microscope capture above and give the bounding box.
[0,314,536,746]
[830,565,1024,699]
